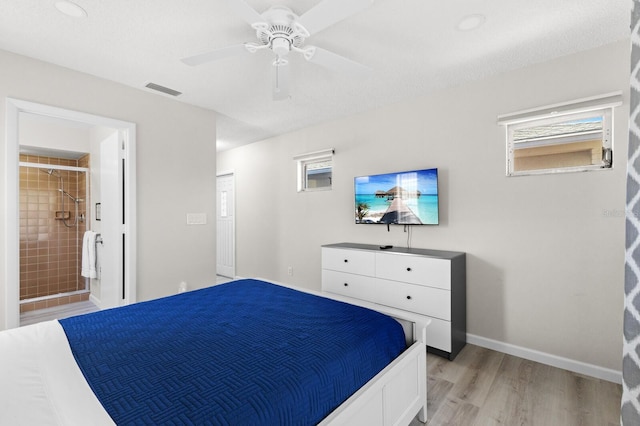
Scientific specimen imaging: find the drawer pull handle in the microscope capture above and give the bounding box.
[344,283,349,287]
[344,259,349,263]
[406,295,412,300]
[406,267,412,272]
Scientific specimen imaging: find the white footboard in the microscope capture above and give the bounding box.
[319,339,427,426]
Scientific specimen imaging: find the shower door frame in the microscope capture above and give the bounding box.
[18,162,90,302]
[4,98,137,329]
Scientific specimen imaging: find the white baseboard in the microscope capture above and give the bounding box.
[467,333,622,384]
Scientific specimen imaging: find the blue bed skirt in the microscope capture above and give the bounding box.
[60,279,406,425]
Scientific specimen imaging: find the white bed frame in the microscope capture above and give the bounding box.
[1,279,428,426]
[264,279,429,426]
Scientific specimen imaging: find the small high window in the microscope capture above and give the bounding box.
[294,148,334,192]
[498,92,622,176]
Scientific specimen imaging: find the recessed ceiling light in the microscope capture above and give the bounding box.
[457,14,486,31]
[54,1,88,18]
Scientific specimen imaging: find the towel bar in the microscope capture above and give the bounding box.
[95,233,104,245]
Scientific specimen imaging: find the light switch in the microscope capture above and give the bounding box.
[186,213,207,225]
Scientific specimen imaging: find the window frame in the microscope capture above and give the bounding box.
[294,148,334,192]
[498,92,622,177]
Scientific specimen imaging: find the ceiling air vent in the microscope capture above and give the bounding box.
[145,82,182,97]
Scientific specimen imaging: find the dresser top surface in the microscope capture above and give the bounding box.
[322,243,465,260]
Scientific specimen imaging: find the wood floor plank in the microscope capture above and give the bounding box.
[426,396,480,426]
[596,378,623,426]
[427,376,455,415]
[558,372,623,426]
[523,362,569,426]
[428,347,473,383]
[448,346,505,407]
[473,353,535,425]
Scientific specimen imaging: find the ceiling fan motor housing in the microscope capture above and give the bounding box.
[255,6,307,57]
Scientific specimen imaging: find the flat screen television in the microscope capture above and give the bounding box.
[355,168,439,225]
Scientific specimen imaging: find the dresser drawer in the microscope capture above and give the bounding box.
[375,253,451,290]
[426,317,452,353]
[322,270,381,303]
[322,248,375,276]
[371,278,451,320]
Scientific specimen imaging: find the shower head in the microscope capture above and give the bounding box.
[40,168,60,178]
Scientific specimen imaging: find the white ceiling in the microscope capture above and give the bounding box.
[0,0,630,151]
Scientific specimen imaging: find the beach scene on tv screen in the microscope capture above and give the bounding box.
[355,169,439,225]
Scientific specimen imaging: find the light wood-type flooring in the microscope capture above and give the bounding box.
[412,344,622,426]
[20,300,99,326]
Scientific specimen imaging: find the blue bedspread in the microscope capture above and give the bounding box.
[59,279,405,425]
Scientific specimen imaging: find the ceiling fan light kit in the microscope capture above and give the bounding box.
[270,37,291,57]
[182,0,374,100]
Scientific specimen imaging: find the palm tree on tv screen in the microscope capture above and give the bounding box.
[356,202,370,222]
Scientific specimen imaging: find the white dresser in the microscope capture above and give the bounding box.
[321,243,466,360]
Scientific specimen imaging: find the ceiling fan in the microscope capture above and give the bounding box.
[181,0,374,100]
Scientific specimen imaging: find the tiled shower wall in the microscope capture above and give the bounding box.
[19,154,89,312]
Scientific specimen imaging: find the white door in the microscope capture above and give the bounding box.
[100,132,124,308]
[216,173,235,278]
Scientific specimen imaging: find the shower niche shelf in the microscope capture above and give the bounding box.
[55,211,71,220]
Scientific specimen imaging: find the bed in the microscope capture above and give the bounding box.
[0,278,427,425]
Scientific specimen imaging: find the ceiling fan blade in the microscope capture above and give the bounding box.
[221,0,266,27]
[272,62,290,101]
[181,44,249,66]
[297,0,374,35]
[304,47,372,77]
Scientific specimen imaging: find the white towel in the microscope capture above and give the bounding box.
[81,231,97,279]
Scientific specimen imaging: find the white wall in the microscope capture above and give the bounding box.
[218,39,630,372]
[18,113,91,154]
[0,49,218,329]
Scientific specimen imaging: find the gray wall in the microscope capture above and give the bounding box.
[218,39,630,372]
[0,49,218,329]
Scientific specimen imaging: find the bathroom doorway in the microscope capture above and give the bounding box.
[5,99,137,329]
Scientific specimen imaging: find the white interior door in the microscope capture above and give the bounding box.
[216,173,235,278]
[99,132,123,308]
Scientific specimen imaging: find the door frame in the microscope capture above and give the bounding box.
[216,171,235,278]
[4,98,137,329]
